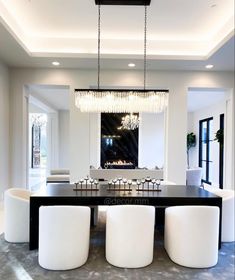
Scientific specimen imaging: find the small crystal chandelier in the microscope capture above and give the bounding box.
[30,114,47,127]
[75,1,168,113]
[118,114,140,130]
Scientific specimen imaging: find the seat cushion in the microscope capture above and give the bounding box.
[46,175,70,182]
[50,169,70,175]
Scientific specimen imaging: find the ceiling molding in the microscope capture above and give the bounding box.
[205,20,235,59]
[0,0,234,69]
[0,0,234,60]
[0,2,31,55]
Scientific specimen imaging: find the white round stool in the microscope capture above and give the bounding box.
[164,206,219,268]
[39,206,90,270]
[4,188,31,243]
[212,189,235,242]
[106,205,155,268]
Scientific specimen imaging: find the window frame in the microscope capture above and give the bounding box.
[199,117,213,185]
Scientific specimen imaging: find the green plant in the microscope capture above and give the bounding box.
[214,128,224,146]
[187,132,196,168]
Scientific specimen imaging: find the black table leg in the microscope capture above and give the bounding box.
[29,197,40,250]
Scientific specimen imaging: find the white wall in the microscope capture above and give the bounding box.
[0,62,9,198]
[58,110,70,168]
[139,112,164,169]
[8,68,234,188]
[188,100,226,187]
[187,112,194,132]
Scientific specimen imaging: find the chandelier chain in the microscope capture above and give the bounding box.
[98,4,101,89]
[144,5,147,91]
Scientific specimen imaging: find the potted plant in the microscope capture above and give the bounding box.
[214,128,224,146]
[187,132,196,168]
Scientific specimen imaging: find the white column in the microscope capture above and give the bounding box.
[47,112,59,174]
[70,96,90,183]
[224,90,234,190]
[89,113,101,168]
[165,86,187,184]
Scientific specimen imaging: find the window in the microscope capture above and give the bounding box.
[105,138,113,146]
[199,117,213,184]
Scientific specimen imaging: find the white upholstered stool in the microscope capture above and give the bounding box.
[164,206,219,268]
[39,206,90,270]
[106,205,155,268]
[186,167,203,186]
[211,189,235,242]
[4,188,31,243]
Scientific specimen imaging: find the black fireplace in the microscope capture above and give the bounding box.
[101,113,138,169]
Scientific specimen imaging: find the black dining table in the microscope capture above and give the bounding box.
[30,183,222,250]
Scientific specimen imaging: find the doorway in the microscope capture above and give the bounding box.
[27,84,70,191]
[187,88,229,188]
[29,113,47,190]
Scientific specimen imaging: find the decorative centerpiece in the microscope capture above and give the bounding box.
[136,177,162,192]
[107,178,133,192]
[73,176,99,191]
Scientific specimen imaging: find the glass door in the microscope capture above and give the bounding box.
[199,117,213,184]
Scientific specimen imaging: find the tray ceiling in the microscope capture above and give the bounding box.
[0,0,234,60]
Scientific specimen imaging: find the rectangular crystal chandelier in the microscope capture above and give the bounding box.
[75,89,169,113]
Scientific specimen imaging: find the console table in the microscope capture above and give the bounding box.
[30,183,222,250]
[89,168,163,180]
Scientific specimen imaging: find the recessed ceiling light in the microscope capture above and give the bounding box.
[128,63,136,68]
[52,61,60,66]
[205,64,214,69]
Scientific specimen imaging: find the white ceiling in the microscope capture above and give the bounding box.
[29,85,70,111]
[187,89,226,112]
[0,0,234,70]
